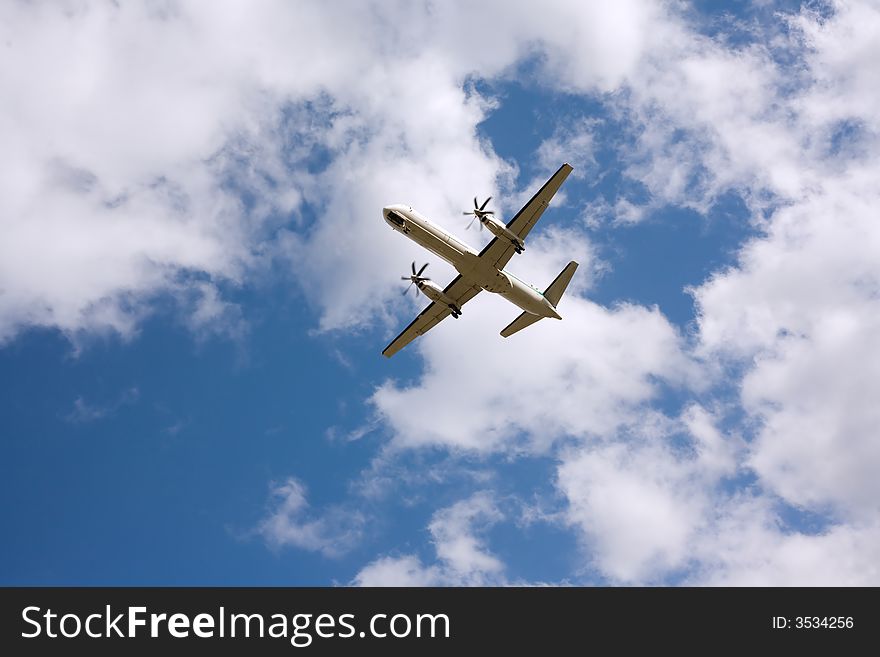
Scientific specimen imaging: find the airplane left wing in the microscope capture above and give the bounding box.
[382,275,482,358]
[479,162,573,271]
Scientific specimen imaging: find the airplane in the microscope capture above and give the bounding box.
[381,162,578,357]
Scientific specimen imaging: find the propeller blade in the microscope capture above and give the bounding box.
[474,196,478,209]
[401,263,431,296]
[479,196,492,211]
[467,216,477,229]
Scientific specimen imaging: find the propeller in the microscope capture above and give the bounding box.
[401,261,430,296]
[463,196,494,230]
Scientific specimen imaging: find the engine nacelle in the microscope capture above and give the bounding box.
[417,280,462,317]
[482,217,525,253]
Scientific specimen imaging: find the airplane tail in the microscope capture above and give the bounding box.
[543,261,579,307]
[500,261,579,338]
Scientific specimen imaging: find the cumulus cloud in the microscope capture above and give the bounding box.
[0,0,695,340]
[535,120,600,181]
[373,294,697,452]
[0,2,280,341]
[6,0,879,586]
[354,492,504,586]
[555,404,737,583]
[686,3,880,526]
[692,495,880,586]
[0,0,501,339]
[352,555,443,587]
[3,0,685,342]
[561,445,700,583]
[256,477,363,558]
[673,513,878,586]
[352,3,880,585]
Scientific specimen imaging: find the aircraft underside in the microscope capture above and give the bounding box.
[380,163,576,357]
[408,223,554,318]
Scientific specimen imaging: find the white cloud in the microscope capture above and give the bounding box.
[256,477,363,558]
[274,1,880,586]
[353,555,442,587]
[692,494,880,586]
[555,404,739,583]
[0,1,300,342]
[559,444,699,583]
[0,0,503,339]
[613,44,798,215]
[741,303,880,516]
[686,5,880,523]
[535,121,600,180]
[0,0,683,340]
[182,281,248,341]
[553,1,880,583]
[281,0,678,331]
[372,232,699,453]
[428,492,505,580]
[7,0,880,587]
[353,492,505,586]
[554,405,880,585]
[682,403,739,478]
[792,1,880,134]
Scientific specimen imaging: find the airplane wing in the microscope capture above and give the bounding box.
[478,162,573,271]
[382,275,482,358]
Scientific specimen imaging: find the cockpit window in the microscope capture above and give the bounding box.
[387,211,406,227]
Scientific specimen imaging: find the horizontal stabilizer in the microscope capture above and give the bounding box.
[544,261,578,307]
[500,311,543,338]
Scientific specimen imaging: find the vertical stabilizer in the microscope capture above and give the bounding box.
[543,261,578,307]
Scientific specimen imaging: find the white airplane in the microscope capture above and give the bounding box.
[381,163,578,357]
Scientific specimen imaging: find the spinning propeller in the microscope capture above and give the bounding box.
[463,197,494,230]
[401,261,430,296]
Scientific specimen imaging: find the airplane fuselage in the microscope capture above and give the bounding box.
[383,204,560,319]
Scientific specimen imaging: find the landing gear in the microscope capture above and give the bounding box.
[449,305,462,319]
[513,241,524,254]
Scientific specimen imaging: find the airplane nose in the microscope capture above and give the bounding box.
[383,205,407,229]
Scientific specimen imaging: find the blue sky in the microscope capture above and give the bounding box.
[2,0,879,586]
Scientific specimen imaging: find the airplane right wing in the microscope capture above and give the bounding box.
[382,275,482,358]
[478,163,573,271]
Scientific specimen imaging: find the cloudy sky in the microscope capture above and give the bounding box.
[2,0,878,586]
